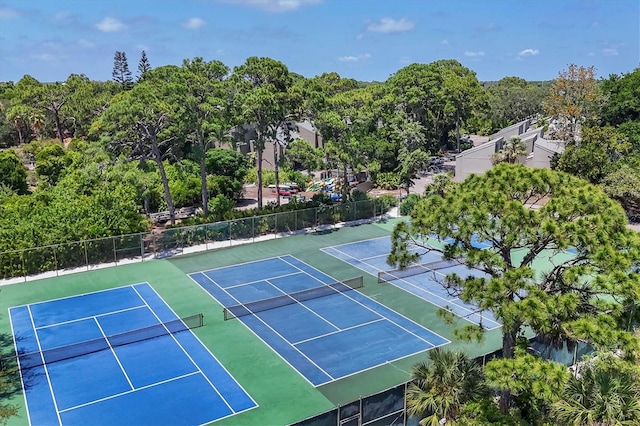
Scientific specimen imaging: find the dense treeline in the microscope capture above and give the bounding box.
[0,56,638,254]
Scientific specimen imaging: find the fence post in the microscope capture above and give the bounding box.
[21,250,26,282]
[275,213,278,239]
[403,382,408,425]
[53,245,58,277]
[140,233,144,261]
[84,240,89,271]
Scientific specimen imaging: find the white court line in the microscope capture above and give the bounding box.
[11,282,150,309]
[94,317,134,390]
[9,311,33,426]
[222,271,304,289]
[59,371,200,413]
[292,318,385,345]
[35,305,146,331]
[27,305,63,425]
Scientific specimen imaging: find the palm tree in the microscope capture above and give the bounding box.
[406,349,488,425]
[551,364,640,426]
[491,136,527,165]
[425,172,457,198]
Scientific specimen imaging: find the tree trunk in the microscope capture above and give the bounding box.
[274,145,280,206]
[15,122,23,145]
[151,139,175,225]
[455,110,461,153]
[499,328,518,412]
[342,163,349,201]
[52,109,64,146]
[199,155,209,217]
[257,148,263,209]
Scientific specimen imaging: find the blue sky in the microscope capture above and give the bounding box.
[1,0,638,84]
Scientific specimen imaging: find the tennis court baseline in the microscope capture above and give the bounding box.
[189,255,449,386]
[9,283,256,425]
[322,237,501,330]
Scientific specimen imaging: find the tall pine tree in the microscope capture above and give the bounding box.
[112,51,133,90]
[137,50,151,81]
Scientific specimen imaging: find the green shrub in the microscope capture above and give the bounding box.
[375,172,401,190]
[378,194,399,210]
[169,174,201,207]
[400,194,422,215]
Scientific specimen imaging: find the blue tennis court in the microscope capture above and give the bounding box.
[9,283,257,425]
[322,237,502,330]
[189,255,448,386]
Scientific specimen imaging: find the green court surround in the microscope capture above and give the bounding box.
[0,219,503,425]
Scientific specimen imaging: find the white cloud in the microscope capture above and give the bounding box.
[96,17,127,32]
[464,51,485,57]
[52,11,74,24]
[0,7,18,19]
[77,39,95,48]
[42,41,62,50]
[588,51,596,56]
[441,39,449,45]
[599,42,621,57]
[32,53,58,62]
[338,53,372,62]
[221,0,322,12]
[518,48,539,56]
[185,17,205,29]
[367,18,414,33]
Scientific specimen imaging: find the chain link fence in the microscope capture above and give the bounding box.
[290,338,595,426]
[0,199,393,283]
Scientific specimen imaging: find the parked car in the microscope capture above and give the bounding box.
[280,182,300,193]
[268,184,293,197]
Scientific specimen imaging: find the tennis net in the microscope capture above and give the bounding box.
[378,258,464,283]
[224,276,364,320]
[10,313,204,370]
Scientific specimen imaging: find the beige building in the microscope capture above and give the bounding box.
[233,120,322,171]
[454,118,566,182]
